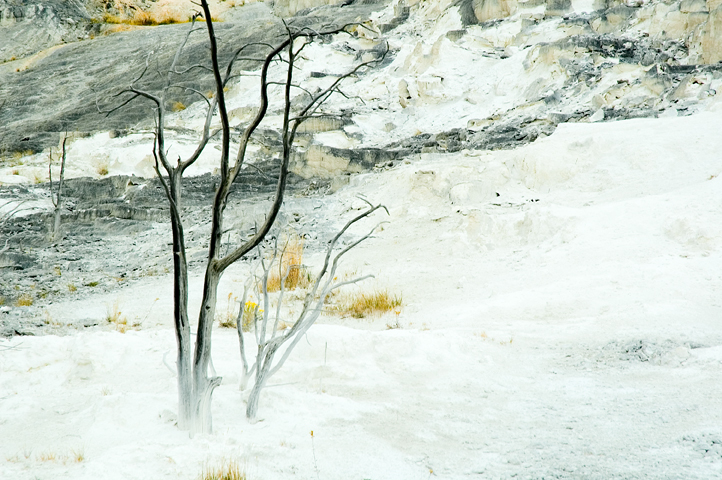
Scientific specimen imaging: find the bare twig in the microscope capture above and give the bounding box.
[243,204,388,418]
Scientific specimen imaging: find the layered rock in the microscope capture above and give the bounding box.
[0,0,93,63]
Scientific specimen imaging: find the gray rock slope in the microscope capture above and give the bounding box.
[3,0,722,335]
[0,0,94,63]
[3,0,722,158]
[0,1,387,155]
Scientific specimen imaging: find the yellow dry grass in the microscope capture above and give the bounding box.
[200,459,247,480]
[15,293,33,307]
[34,448,85,464]
[100,0,227,27]
[102,9,189,26]
[333,290,402,319]
[217,293,238,328]
[216,293,263,332]
[95,160,109,176]
[71,448,85,463]
[36,451,57,462]
[170,101,186,112]
[266,234,311,292]
[106,301,129,333]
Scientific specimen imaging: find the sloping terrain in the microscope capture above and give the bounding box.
[2,109,722,479]
[1,0,722,478]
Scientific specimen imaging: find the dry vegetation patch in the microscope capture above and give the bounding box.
[217,293,239,328]
[102,10,188,26]
[265,233,312,292]
[6,447,85,464]
[200,459,246,480]
[98,0,229,27]
[106,301,140,333]
[333,289,402,318]
[240,300,261,331]
[15,293,33,307]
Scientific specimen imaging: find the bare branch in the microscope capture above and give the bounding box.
[172,64,214,76]
[296,41,387,122]
[288,112,346,123]
[0,200,31,224]
[242,206,387,406]
[241,161,275,182]
[48,133,67,240]
[328,274,375,292]
[97,91,142,117]
[307,204,387,302]
[267,81,314,98]
[167,86,213,109]
[167,14,204,88]
[222,42,276,85]
[132,51,155,86]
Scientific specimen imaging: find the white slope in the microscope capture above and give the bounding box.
[2,102,722,479]
[9,0,722,188]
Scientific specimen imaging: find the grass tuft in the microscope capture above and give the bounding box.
[171,101,186,112]
[217,293,238,328]
[30,448,85,464]
[36,451,56,462]
[102,9,190,26]
[71,448,85,463]
[201,459,247,480]
[106,301,129,333]
[334,290,402,319]
[15,293,33,307]
[32,170,46,184]
[96,162,109,176]
[266,233,311,292]
[217,295,264,331]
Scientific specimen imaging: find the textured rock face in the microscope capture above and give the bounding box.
[0,1,93,63]
[449,0,722,65]
[693,5,722,63]
[271,0,347,17]
[0,158,313,326]
[2,0,721,161]
[2,0,722,336]
[0,1,387,155]
[472,0,518,22]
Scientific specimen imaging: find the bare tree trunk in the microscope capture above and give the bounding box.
[168,172,193,429]
[48,134,67,241]
[101,0,387,433]
[192,266,223,434]
[246,342,280,420]
[242,203,387,420]
[52,206,62,239]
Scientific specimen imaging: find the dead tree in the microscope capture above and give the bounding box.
[48,134,67,241]
[0,200,30,255]
[238,201,387,420]
[101,0,386,434]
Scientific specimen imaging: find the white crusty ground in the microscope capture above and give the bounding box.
[2,105,722,479]
[2,1,722,478]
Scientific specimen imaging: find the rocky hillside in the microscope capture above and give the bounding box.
[2,0,722,156]
[2,0,722,329]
